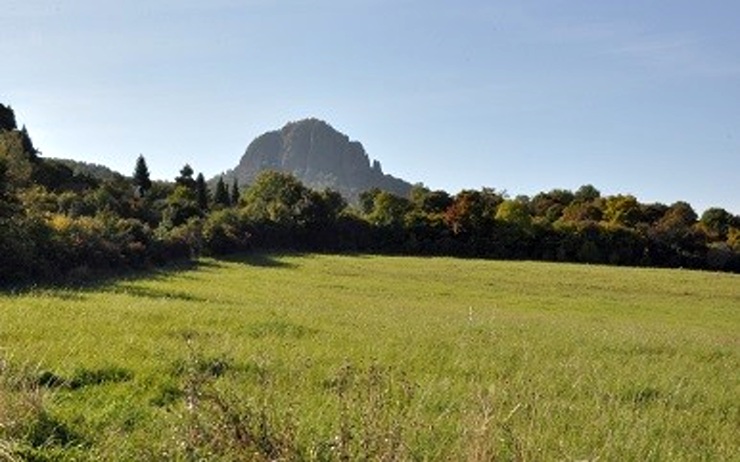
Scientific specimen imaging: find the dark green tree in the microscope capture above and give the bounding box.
[368,191,411,227]
[20,125,38,157]
[133,155,152,195]
[699,207,732,240]
[0,104,17,131]
[359,188,382,215]
[175,164,195,190]
[531,189,574,222]
[195,173,209,211]
[574,184,601,203]
[214,176,230,207]
[230,178,240,205]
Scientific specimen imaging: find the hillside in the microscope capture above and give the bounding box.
[218,119,413,202]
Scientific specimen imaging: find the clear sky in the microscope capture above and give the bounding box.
[2,0,739,214]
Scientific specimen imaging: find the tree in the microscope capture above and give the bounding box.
[574,184,601,203]
[359,188,382,215]
[699,207,733,240]
[410,184,453,215]
[444,189,502,235]
[603,195,642,227]
[495,199,532,229]
[133,155,152,195]
[20,125,39,158]
[230,178,241,205]
[530,189,574,222]
[641,202,669,225]
[195,173,209,211]
[368,191,411,227]
[659,201,697,229]
[560,201,603,223]
[241,171,309,225]
[214,176,230,207]
[0,104,17,131]
[175,164,195,190]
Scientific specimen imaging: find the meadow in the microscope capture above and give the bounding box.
[0,254,738,461]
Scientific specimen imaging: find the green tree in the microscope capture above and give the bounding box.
[214,176,230,207]
[241,171,309,225]
[495,199,532,229]
[603,195,642,227]
[195,173,209,211]
[20,125,39,158]
[163,186,200,227]
[230,178,241,205]
[659,201,697,229]
[368,191,411,227]
[133,155,152,195]
[699,207,733,240]
[359,188,382,215]
[531,189,574,222]
[574,184,601,203]
[410,184,453,215]
[175,164,195,190]
[641,202,669,225]
[0,104,17,131]
[560,200,603,223]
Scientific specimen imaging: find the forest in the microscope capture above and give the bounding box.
[1,102,739,285]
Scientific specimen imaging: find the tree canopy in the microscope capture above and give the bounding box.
[1,103,739,286]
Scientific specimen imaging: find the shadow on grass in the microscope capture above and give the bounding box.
[218,252,299,269]
[0,252,302,297]
[0,258,221,298]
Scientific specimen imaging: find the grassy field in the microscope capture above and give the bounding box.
[0,254,738,461]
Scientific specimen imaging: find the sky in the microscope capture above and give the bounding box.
[1,0,739,214]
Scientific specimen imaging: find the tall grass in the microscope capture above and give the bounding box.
[0,254,738,460]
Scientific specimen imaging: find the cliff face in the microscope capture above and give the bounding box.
[221,119,412,203]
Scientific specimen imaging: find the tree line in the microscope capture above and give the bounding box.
[1,103,738,285]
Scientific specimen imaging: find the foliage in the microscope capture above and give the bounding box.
[229,178,240,206]
[133,155,152,195]
[1,102,739,285]
[195,173,209,211]
[0,103,17,131]
[213,176,230,207]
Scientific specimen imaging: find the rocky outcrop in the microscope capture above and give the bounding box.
[219,119,412,203]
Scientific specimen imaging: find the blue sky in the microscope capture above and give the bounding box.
[2,0,739,214]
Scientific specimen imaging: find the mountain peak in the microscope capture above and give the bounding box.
[220,119,411,203]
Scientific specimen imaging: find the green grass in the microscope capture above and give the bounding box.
[1,254,738,460]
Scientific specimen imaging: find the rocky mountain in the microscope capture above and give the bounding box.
[218,119,413,203]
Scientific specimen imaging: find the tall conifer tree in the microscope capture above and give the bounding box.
[133,155,152,195]
[214,176,230,206]
[230,178,240,205]
[195,173,209,211]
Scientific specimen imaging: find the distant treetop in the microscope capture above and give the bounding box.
[0,103,17,131]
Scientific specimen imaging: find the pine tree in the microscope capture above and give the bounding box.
[230,178,241,205]
[214,176,230,206]
[0,104,17,131]
[195,173,209,211]
[175,164,196,189]
[133,155,152,195]
[20,125,39,158]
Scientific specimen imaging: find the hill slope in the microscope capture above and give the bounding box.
[218,119,413,202]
